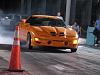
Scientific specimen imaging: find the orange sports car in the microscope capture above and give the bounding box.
[19,15,78,52]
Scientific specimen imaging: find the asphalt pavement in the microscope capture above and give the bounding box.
[0,38,100,75]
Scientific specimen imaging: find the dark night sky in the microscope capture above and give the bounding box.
[0,0,20,13]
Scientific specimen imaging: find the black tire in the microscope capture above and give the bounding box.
[71,48,77,53]
[26,33,32,49]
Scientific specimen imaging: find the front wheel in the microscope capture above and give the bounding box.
[71,48,77,53]
[26,33,33,49]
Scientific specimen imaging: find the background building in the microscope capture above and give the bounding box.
[0,0,100,35]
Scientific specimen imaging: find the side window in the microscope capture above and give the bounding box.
[26,17,33,24]
[26,17,35,25]
[26,17,43,26]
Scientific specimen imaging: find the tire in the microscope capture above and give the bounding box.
[71,48,77,53]
[26,33,32,49]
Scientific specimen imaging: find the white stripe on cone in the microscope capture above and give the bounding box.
[13,39,20,45]
[13,26,20,46]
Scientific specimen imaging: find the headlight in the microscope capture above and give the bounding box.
[34,38,39,41]
[34,37,48,41]
[73,40,78,44]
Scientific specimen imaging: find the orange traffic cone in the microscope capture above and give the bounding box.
[9,26,23,71]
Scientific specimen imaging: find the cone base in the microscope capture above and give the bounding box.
[8,69,24,72]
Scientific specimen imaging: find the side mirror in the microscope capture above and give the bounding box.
[21,19,26,23]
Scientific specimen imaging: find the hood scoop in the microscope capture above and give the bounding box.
[50,32,56,36]
[50,32,65,36]
[59,32,65,36]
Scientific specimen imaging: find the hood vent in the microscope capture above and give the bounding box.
[50,32,56,36]
[59,32,64,36]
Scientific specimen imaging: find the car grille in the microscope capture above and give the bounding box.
[59,32,64,36]
[50,32,56,36]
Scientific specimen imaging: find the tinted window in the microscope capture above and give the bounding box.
[26,17,65,27]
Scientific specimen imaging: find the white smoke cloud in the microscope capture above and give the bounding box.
[0,11,14,44]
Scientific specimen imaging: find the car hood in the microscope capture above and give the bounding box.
[31,26,76,36]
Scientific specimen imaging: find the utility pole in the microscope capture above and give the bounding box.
[65,0,71,25]
[70,0,76,25]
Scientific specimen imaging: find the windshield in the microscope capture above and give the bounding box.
[26,17,65,27]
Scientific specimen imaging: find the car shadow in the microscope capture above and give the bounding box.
[0,44,72,53]
[21,47,72,53]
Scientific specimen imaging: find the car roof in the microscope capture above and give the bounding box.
[31,15,62,20]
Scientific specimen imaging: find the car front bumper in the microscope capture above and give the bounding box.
[31,37,78,49]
